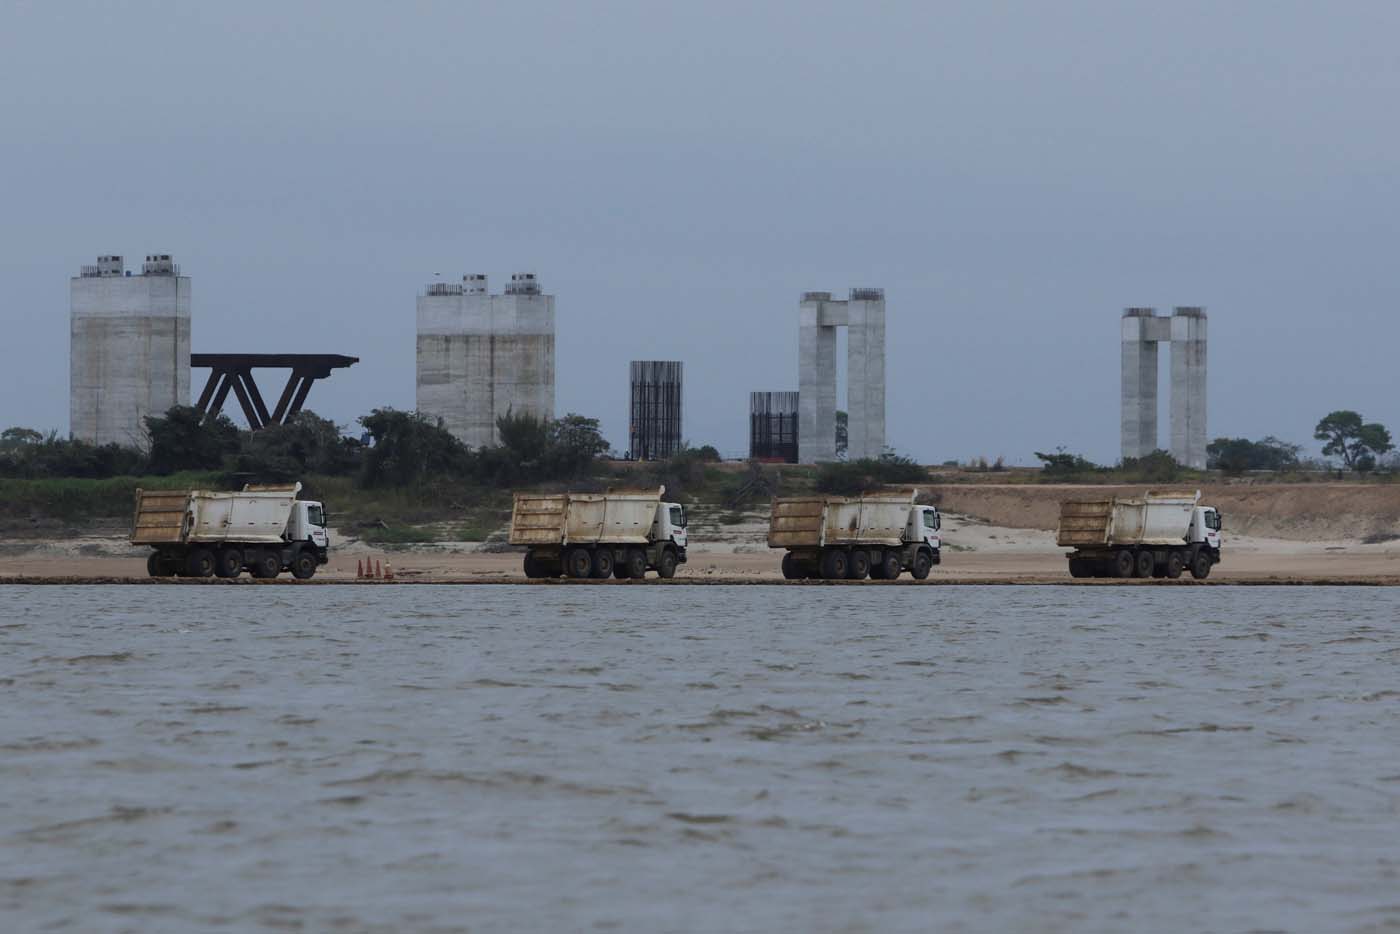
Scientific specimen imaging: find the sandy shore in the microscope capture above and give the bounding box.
[4,514,1400,584]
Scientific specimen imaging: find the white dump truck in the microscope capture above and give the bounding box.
[768,490,941,580]
[132,482,330,579]
[1057,489,1222,579]
[509,487,688,579]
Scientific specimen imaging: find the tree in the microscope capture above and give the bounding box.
[545,413,610,477]
[145,406,240,474]
[1034,447,1100,479]
[835,410,848,459]
[233,411,360,479]
[1119,449,1181,482]
[1206,436,1302,475]
[357,408,470,487]
[1314,411,1394,471]
[0,427,43,451]
[0,429,146,479]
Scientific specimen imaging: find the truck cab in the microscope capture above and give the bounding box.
[288,501,330,561]
[1189,506,1223,553]
[655,502,687,559]
[914,506,941,560]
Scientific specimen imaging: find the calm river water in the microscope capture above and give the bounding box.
[2,585,1398,932]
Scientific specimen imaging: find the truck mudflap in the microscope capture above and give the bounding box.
[930,548,941,566]
[676,546,687,564]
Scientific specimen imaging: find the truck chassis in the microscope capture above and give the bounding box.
[780,543,939,581]
[522,543,686,580]
[1067,544,1219,580]
[147,542,328,580]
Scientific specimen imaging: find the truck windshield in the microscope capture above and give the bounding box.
[307,504,325,528]
[669,506,685,528]
[1205,510,1221,531]
[924,509,940,531]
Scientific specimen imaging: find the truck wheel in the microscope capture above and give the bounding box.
[910,549,933,580]
[186,548,215,578]
[846,550,870,580]
[781,553,800,580]
[1068,558,1088,579]
[820,549,848,580]
[147,552,167,578]
[214,548,243,579]
[1134,550,1155,578]
[523,552,541,579]
[624,549,648,580]
[879,551,902,580]
[1113,549,1135,579]
[291,551,317,580]
[657,549,678,579]
[249,551,281,579]
[1190,552,1213,580]
[592,548,615,579]
[565,547,594,579]
[1165,551,1185,579]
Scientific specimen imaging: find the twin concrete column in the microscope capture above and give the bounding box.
[1121,307,1208,469]
[798,289,886,464]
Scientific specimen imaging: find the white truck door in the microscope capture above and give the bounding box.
[663,503,687,548]
[921,508,941,550]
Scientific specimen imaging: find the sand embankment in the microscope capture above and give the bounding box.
[928,482,1400,542]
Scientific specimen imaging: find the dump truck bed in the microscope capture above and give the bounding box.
[130,484,301,546]
[768,492,914,549]
[509,489,662,547]
[1056,490,1200,548]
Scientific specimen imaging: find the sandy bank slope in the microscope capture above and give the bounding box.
[929,482,1400,542]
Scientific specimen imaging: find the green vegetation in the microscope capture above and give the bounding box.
[815,454,928,494]
[1034,448,1100,479]
[0,471,225,522]
[1206,436,1301,475]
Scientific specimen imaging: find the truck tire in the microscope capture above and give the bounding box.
[910,549,933,580]
[215,548,243,579]
[847,549,870,581]
[147,552,168,578]
[1191,551,1213,580]
[186,548,216,578]
[1134,550,1155,579]
[565,547,594,579]
[657,548,678,579]
[291,551,318,580]
[624,549,648,580]
[1165,551,1185,579]
[1068,558,1089,579]
[820,549,848,580]
[781,553,801,580]
[592,548,615,579]
[1113,549,1135,579]
[523,552,542,579]
[249,551,281,579]
[880,551,902,581]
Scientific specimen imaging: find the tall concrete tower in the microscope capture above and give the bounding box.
[798,288,886,463]
[70,254,191,446]
[1121,306,1208,469]
[416,271,555,449]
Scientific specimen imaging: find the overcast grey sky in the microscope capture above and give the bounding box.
[3,1,1397,464]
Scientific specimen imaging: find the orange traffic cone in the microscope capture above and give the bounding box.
[375,559,382,579]
[357,558,365,578]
